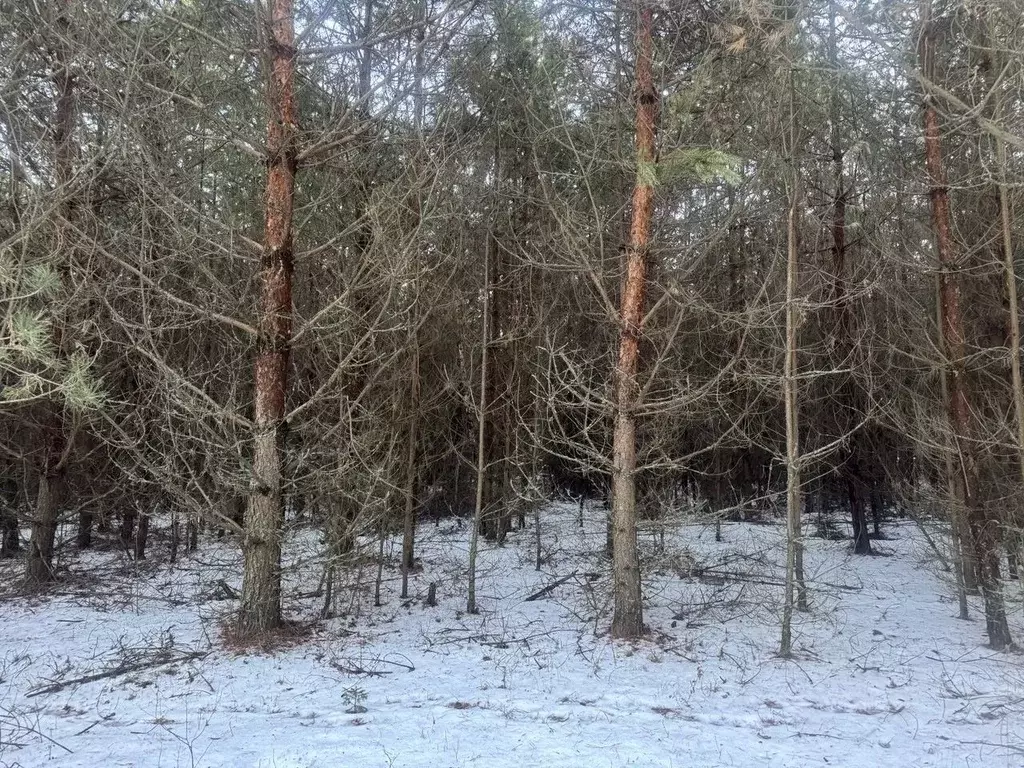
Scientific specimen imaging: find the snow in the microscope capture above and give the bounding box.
[1,503,1022,768]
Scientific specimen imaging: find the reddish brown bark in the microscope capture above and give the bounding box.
[239,0,298,635]
[825,0,872,556]
[920,6,1011,649]
[609,0,657,640]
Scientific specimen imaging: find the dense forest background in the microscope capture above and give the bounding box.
[1,0,1022,654]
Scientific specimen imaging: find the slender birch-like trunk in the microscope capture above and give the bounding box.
[401,342,419,599]
[780,67,805,655]
[467,233,491,615]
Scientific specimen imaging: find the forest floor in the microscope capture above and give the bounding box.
[0,502,1022,768]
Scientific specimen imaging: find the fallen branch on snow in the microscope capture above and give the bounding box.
[694,569,861,592]
[26,651,209,698]
[524,571,578,602]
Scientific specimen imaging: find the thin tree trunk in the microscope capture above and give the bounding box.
[359,0,374,106]
[76,509,92,549]
[936,275,971,618]
[920,1,1011,649]
[795,513,808,612]
[414,0,425,131]
[532,343,545,571]
[467,232,491,616]
[401,11,426,600]
[870,481,883,537]
[481,136,504,544]
[828,0,871,557]
[169,508,180,565]
[401,342,419,599]
[497,411,514,545]
[848,473,872,554]
[239,0,298,637]
[609,0,657,640]
[1,491,18,557]
[714,452,724,542]
[780,165,803,656]
[997,131,1024,584]
[374,512,386,607]
[120,508,136,548]
[827,0,848,334]
[134,512,149,560]
[781,62,805,656]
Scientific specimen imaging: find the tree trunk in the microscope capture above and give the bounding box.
[400,1,427,600]
[496,415,514,545]
[870,481,883,538]
[401,342,419,599]
[935,268,974,610]
[76,509,92,549]
[714,452,724,542]
[26,0,75,587]
[920,2,1011,649]
[134,512,149,560]
[239,0,298,637]
[609,0,657,640]
[120,508,136,549]
[532,343,546,571]
[996,107,1024,589]
[949,475,972,619]
[467,231,491,616]
[374,513,386,607]
[827,0,872,557]
[780,87,803,653]
[26,473,61,585]
[170,508,180,565]
[1,514,18,557]
[827,0,849,344]
[481,137,505,544]
[359,0,374,106]
[848,473,872,555]
[1,479,19,558]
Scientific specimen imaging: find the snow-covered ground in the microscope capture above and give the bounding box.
[1,502,1022,768]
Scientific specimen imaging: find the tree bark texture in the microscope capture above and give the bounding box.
[239,0,298,636]
[26,473,60,584]
[609,0,657,640]
[920,3,1011,650]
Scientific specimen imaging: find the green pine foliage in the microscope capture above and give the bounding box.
[658,148,743,186]
[1,252,101,411]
